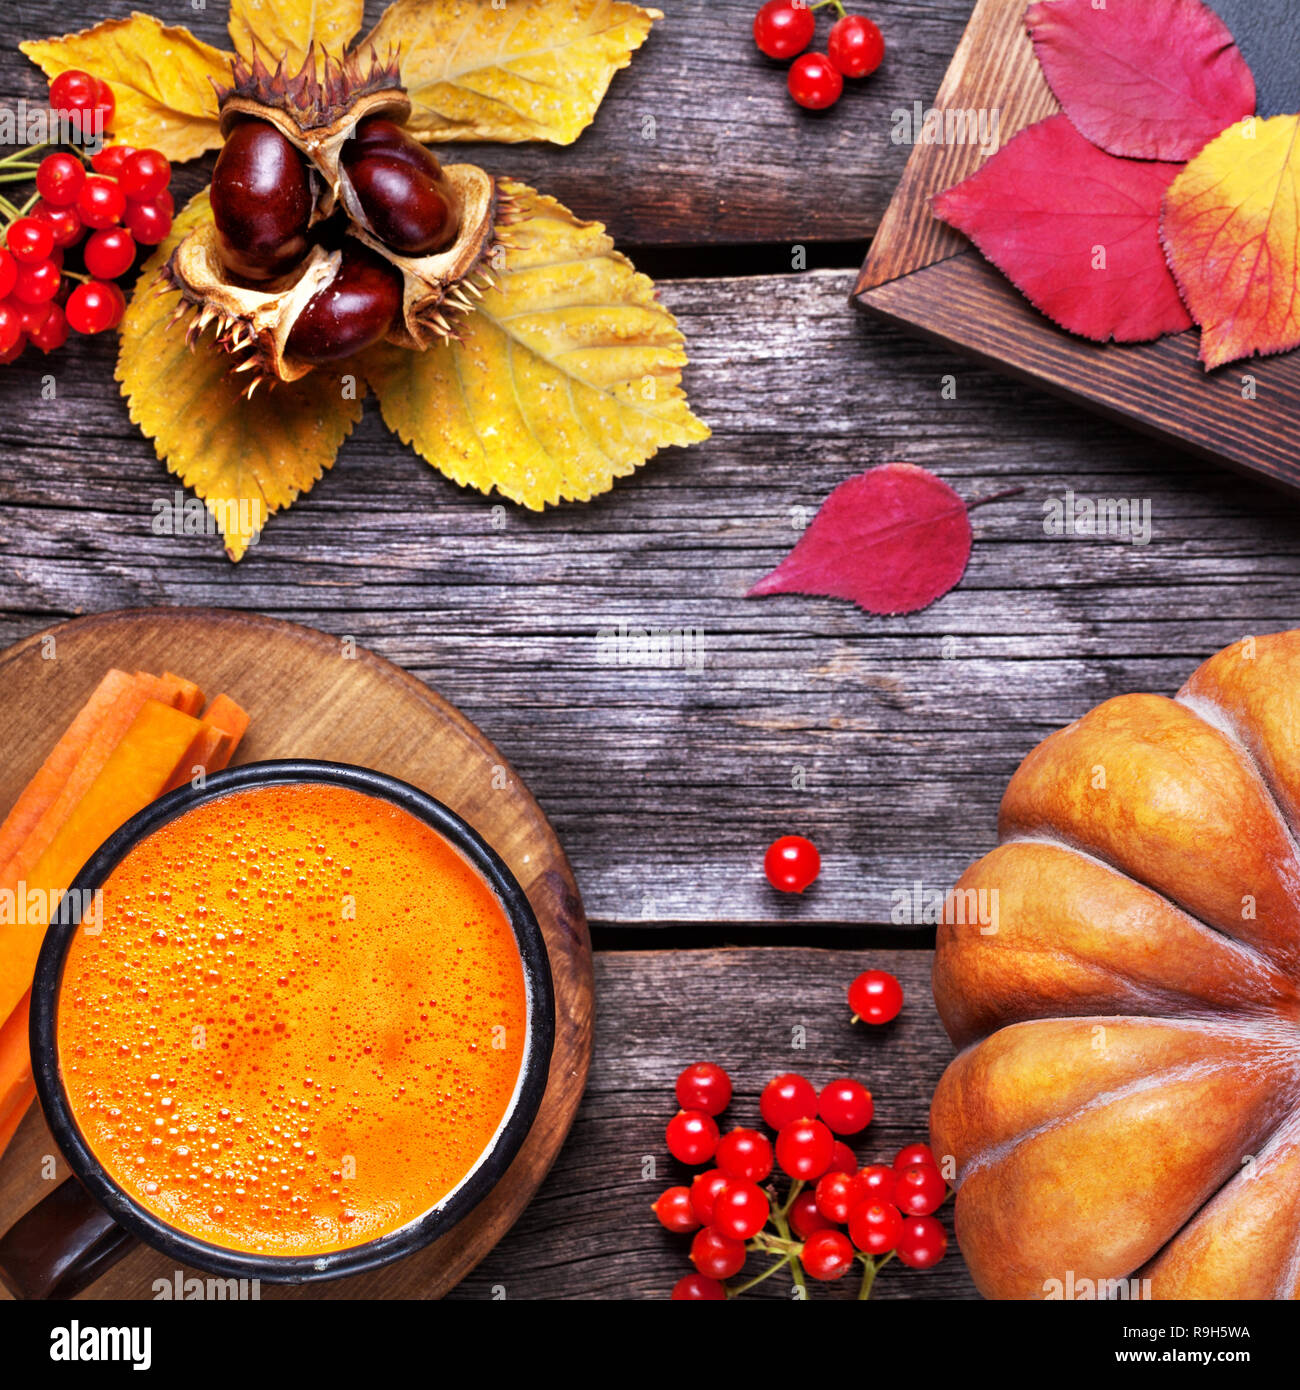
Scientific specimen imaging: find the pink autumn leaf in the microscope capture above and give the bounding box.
[748,464,974,616]
[1025,0,1255,162]
[931,115,1192,344]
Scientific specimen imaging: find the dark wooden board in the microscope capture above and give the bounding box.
[0,610,593,1299]
[854,0,1300,491]
[3,271,1298,926]
[0,0,963,248]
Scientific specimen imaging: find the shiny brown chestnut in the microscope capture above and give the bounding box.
[285,241,404,365]
[211,118,313,282]
[343,116,444,178]
[346,155,459,256]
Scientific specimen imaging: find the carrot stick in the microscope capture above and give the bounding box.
[0,670,136,869]
[0,699,205,1022]
[201,693,249,748]
[0,991,31,1119]
[0,1078,36,1161]
[161,671,205,717]
[1,672,180,885]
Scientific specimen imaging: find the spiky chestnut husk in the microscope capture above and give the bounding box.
[164,44,503,389]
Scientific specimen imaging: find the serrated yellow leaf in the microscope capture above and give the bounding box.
[362,180,709,508]
[1162,114,1300,370]
[116,193,365,562]
[21,14,232,164]
[364,0,660,144]
[229,0,366,67]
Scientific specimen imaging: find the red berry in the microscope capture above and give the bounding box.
[652,1185,700,1234]
[103,283,126,331]
[120,149,170,201]
[32,200,85,250]
[895,1164,947,1217]
[715,1127,774,1183]
[17,301,51,336]
[690,1225,746,1280]
[759,1072,818,1130]
[859,1164,898,1205]
[0,250,16,301]
[29,301,68,354]
[84,227,137,280]
[35,153,86,208]
[123,197,172,246]
[828,14,886,78]
[814,1168,866,1224]
[0,333,25,365]
[763,835,820,892]
[49,69,99,118]
[893,1142,937,1172]
[775,1117,835,1181]
[7,218,54,265]
[0,301,23,355]
[12,260,61,306]
[671,1272,726,1300]
[896,1214,947,1269]
[818,1078,874,1136]
[848,969,904,1025]
[92,79,116,135]
[799,1227,855,1281]
[828,1141,857,1175]
[92,144,136,178]
[753,0,815,60]
[710,1179,769,1241]
[675,1062,732,1116]
[666,1109,719,1166]
[689,1168,730,1226]
[77,176,126,230]
[848,1200,903,1255]
[788,1188,834,1240]
[788,52,843,110]
[65,280,118,334]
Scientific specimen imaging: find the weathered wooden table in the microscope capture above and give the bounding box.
[1,0,1298,1301]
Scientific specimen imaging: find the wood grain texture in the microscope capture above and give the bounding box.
[855,0,1300,490]
[0,0,964,247]
[0,610,593,1299]
[3,271,1299,925]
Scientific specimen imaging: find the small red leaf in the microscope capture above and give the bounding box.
[932,115,1192,344]
[748,464,973,616]
[1025,0,1255,162]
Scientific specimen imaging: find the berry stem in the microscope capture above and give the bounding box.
[810,0,846,14]
[0,194,21,222]
[727,1254,793,1297]
[775,1178,803,1220]
[767,1200,806,1297]
[857,1249,894,1300]
[0,143,49,168]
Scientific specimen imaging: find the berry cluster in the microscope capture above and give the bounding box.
[754,1,886,111]
[657,1059,949,1299]
[0,72,175,363]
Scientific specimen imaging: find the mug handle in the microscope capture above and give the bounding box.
[0,1177,137,1299]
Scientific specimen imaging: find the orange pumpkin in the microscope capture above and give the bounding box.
[932,632,1300,1300]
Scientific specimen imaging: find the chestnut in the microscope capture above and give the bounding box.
[211,118,313,282]
[343,117,444,179]
[345,154,459,257]
[286,241,404,365]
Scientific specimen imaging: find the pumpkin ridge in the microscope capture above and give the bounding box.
[994,830,1285,981]
[1137,1107,1300,1298]
[950,1028,1300,1187]
[1177,688,1300,871]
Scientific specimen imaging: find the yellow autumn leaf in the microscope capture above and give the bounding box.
[117,193,365,562]
[228,0,366,68]
[364,0,660,144]
[362,180,709,508]
[21,14,232,163]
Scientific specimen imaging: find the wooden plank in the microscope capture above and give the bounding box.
[0,948,973,1300]
[0,0,966,247]
[855,0,1300,493]
[2,270,1299,925]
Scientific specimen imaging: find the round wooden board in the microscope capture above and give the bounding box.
[0,608,593,1301]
